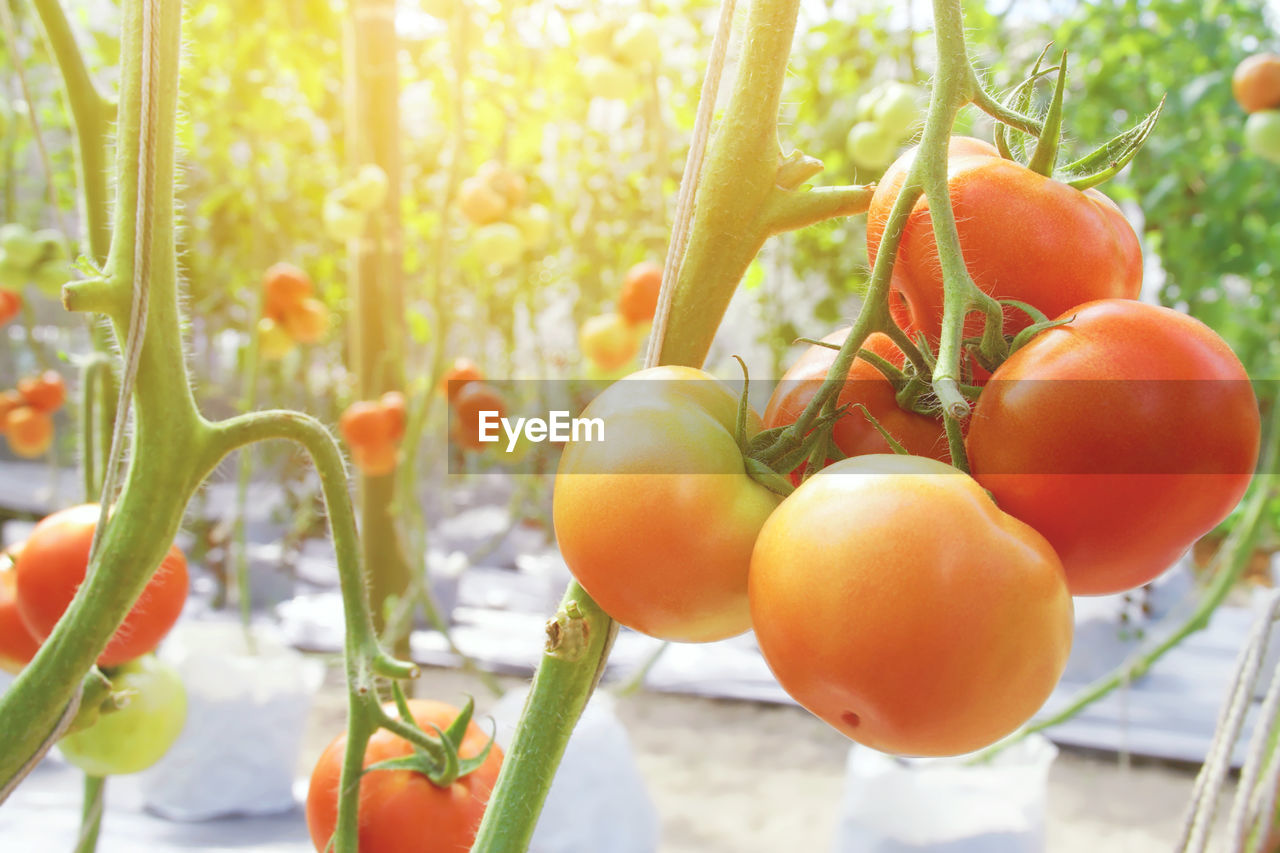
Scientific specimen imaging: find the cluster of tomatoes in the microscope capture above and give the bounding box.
[440,358,508,453]
[339,391,408,477]
[256,262,331,360]
[554,135,1262,757]
[578,260,662,375]
[0,223,68,297]
[323,164,391,242]
[0,370,66,459]
[457,162,551,268]
[846,81,926,171]
[1234,53,1280,163]
[0,505,189,774]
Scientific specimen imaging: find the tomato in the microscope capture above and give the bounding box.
[257,317,297,360]
[4,406,54,458]
[452,382,507,452]
[872,82,925,140]
[340,400,397,447]
[15,505,189,667]
[0,223,40,269]
[579,312,638,372]
[868,138,1142,346]
[1245,110,1280,163]
[618,261,663,325]
[440,358,484,402]
[306,699,503,853]
[0,288,20,324]
[282,298,330,344]
[471,222,526,267]
[0,550,40,674]
[763,330,948,481]
[18,370,66,413]
[381,391,408,442]
[352,441,400,477]
[458,176,508,225]
[749,454,1073,756]
[967,300,1261,596]
[31,259,68,296]
[0,390,24,428]
[263,263,314,320]
[847,122,897,171]
[58,655,187,776]
[347,164,390,212]
[513,203,552,249]
[1233,54,1280,114]
[553,366,783,642]
[476,162,526,209]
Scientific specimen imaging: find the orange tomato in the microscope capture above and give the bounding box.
[306,700,503,853]
[452,383,506,452]
[1233,54,1280,114]
[579,313,637,372]
[439,358,485,402]
[5,407,54,458]
[18,370,66,414]
[339,401,395,447]
[0,549,40,674]
[458,177,508,225]
[0,288,21,324]
[618,261,662,325]
[749,454,1073,756]
[352,441,399,477]
[0,390,24,431]
[263,262,314,320]
[282,298,330,344]
[14,504,188,667]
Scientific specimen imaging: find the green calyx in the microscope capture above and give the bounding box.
[366,691,497,790]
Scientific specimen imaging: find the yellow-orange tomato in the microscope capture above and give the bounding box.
[1233,54,1280,114]
[749,454,1073,757]
[380,391,407,442]
[439,359,484,402]
[554,367,782,642]
[452,383,507,452]
[5,407,54,458]
[458,177,508,225]
[306,700,503,853]
[0,288,21,324]
[579,313,637,372]
[263,263,314,320]
[618,261,662,325]
[18,370,66,414]
[282,298,330,344]
[0,390,24,432]
[351,441,399,477]
[339,401,395,447]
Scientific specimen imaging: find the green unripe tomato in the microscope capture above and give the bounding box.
[847,122,897,171]
[874,83,925,140]
[514,203,552,249]
[323,196,367,242]
[1245,110,1280,163]
[58,655,187,776]
[0,254,27,289]
[471,222,525,267]
[32,260,70,297]
[583,57,635,101]
[345,164,390,212]
[33,229,67,264]
[0,224,41,270]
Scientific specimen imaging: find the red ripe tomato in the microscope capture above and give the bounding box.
[763,330,948,481]
[282,298,330,343]
[340,400,395,448]
[867,137,1142,345]
[14,505,189,667]
[554,366,782,642]
[967,300,1261,596]
[452,383,507,452]
[306,699,503,853]
[5,406,54,458]
[1233,54,1280,114]
[0,549,40,674]
[749,454,1073,756]
[18,370,66,414]
[618,261,663,325]
[0,288,21,324]
[263,263,314,320]
[440,359,484,402]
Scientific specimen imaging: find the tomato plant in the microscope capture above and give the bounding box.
[58,655,187,776]
[306,700,503,853]
[764,329,947,480]
[967,300,1261,595]
[749,454,1074,757]
[554,366,782,642]
[14,505,189,667]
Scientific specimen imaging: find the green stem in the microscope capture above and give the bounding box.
[73,774,105,853]
[29,0,113,264]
